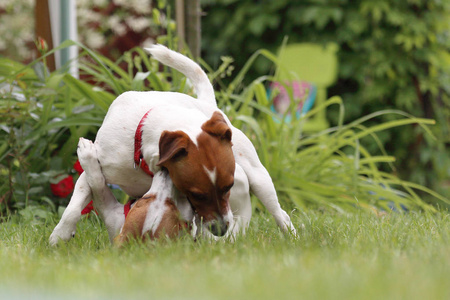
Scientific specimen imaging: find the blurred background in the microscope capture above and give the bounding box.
[0,0,448,215]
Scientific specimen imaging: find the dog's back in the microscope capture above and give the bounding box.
[94,45,220,197]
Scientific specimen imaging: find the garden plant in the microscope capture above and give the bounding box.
[1,40,448,218]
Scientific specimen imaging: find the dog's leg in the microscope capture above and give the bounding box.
[49,172,91,245]
[232,130,297,236]
[227,163,252,240]
[248,164,297,235]
[76,138,125,242]
[245,164,297,236]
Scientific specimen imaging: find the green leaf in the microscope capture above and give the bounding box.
[63,74,114,112]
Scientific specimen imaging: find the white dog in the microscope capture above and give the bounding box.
[50,45,296,245]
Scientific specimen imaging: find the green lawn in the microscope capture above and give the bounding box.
[1,211,449,300]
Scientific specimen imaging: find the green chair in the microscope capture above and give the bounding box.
[275,43,338,132]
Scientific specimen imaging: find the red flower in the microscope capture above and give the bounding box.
[50,175,74,198]
[74,160,84,175]
[81,200,96,215]
[73,161,96,214]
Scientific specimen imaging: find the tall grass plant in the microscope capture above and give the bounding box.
[1,41,447,219]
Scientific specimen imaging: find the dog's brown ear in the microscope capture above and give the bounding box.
[201,111,232,142]
[157,130,190,167]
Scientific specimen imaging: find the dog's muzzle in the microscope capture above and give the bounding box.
[208,219,229,237]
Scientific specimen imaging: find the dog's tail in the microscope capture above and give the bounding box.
[145,44,216,107]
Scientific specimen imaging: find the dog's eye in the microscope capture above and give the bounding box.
[190,192,208,201]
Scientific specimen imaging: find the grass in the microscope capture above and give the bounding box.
[1,211,449,299]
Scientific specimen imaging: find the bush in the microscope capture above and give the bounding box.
[208,49,448,212]
[201,0,450,199]
[0,39,192,217]
[0,44,107,217]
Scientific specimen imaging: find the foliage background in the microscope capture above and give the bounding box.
[0,0,166,63]
[0,0,449,217]
[201,0,450,199]
[0,0,170,217]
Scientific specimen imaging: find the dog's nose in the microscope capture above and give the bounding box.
[209,220,229,236]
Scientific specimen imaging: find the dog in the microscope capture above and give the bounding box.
[49,44,296,245]
[77,137,190,245]
[78,137,249,245]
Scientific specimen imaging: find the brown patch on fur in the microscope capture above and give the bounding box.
[113,195,186,247]
[157,131,190,167]
[201,112,232,142]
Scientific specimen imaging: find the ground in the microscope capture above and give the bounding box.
[0,211,449,299]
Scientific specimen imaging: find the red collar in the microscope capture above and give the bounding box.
[123,199,136,218]
[134,109,154,177]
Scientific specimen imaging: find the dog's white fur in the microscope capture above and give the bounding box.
[49,45,295,245]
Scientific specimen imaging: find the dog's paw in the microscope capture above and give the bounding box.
[77,138,98,170]
[49,223,76,246]
[276,210,299,238]
[286,222,299,239]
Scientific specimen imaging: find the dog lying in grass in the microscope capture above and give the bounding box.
[113,172,192,245]
[77,137,191,246]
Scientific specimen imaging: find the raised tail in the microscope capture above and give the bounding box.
[144,44,216,107]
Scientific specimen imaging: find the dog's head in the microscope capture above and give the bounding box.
[114,170,190,246]
[113,195,187,247]
[157,111,235,236]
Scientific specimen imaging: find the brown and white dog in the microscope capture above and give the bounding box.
[49,45,296,245]
[77,137,189,246]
